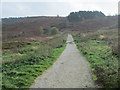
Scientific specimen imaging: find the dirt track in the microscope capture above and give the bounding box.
[30,34,95,88]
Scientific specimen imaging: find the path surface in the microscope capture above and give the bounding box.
[30,34,95,88]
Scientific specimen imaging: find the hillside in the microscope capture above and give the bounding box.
[2,15,117,41]
[66,16,117,31]
[2,10,118,89]
[2,16,67,41]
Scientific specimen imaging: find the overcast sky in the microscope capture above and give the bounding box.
[1,0,119,18]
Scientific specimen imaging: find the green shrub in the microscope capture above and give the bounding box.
[50,27,59,35]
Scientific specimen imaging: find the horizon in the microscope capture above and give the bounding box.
[2,14,118,19]
[2,10,114,19]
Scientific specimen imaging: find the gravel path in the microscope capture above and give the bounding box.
[30,34,95,88]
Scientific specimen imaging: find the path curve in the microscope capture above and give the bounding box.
[30,34,95,88]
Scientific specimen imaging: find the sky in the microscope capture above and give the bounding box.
[1,0,119,18]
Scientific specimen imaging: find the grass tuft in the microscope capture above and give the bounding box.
[2,34,67,89]
[73,29,118,88]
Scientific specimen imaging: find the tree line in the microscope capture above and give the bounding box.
[67,11,105,22]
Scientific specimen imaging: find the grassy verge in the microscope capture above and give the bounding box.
[73,29,118,88]
[2,34,67,89]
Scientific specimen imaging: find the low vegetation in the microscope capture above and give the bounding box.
[2,10,118,89]
[40,26,59,35]
[2,34,67,89]
[2,16,67,41]
[73,29,118,88]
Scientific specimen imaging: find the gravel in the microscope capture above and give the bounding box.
[30,34,95,88]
